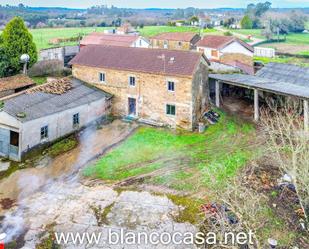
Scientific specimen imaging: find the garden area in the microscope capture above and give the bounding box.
[83,112,308,247]
[84,111,259,193]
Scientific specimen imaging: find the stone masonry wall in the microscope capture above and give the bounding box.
[150,39,191,51]
[72,65,200,130]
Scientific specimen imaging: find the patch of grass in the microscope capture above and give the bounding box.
[84,111,258,193]
[254,56,309,67]
[31,76,47,85]
[137,26,217,37]
[90,203,115,226]
[47,135,78,157]
[167,194,204,224]
[29,27,111,50]
[257,206,297,246]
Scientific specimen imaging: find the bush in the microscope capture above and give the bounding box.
[28,60,71,77]
[224,31,233,36]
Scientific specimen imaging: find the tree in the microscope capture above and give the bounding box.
[0,46,10,77]
[1,17,37,75]
[261,101,309,221]
[241,15,253,29]
[246,1,272,28]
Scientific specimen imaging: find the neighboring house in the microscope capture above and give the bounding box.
[80,33,150,48]
[0,74,35,98]
[196,35,254,60]
[0,78,112,161]
[39,45,80,67]
[70,45,210,130]
[150,32,201,51]
[116,23,139,35]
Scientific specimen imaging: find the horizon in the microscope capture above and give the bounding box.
[1,0,309,9]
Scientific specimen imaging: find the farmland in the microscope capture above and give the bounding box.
[3,26,219,51]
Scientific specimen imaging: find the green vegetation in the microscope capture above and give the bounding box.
[254,56,309,67]
[0,17,37,76]
[137,25,217,37]
[47,135,78,157]
[240,15,253,29]
[31,76,47,85]
[84,111,258,192]
[90,202,115,226]
[29,26,110,50]
[167,194,204,224]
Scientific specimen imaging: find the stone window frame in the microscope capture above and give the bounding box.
[166,103,176,116]
[99,72,106,83]
[128,75,136,87]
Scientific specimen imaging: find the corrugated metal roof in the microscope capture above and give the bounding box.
[210,69,309,99]
[256,62,309,86]
[2,78,112,122]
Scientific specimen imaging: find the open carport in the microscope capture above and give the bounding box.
[210,62,309,129]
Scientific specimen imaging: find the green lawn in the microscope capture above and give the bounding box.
[29,27,110,50]
[254,56,309,67]
[0,25,219,51]
[84,111,259,192]
[235,28,309,45]
[137,26,218,37]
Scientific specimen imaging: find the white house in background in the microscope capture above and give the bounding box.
[80,33,150,49]
[196,35,254,60]
[0,78,112,161]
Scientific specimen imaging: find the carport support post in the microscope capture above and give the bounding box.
[254,89,259,122]
[215,80,220,108]
[304,99,309,131]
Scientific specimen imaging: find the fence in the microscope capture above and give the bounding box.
[254,47,275,58]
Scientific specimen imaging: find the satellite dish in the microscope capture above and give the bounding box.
[20,54,30,63]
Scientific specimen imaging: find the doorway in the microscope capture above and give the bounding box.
[128,97,137,116]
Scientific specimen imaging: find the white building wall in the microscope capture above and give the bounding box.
[131,37,150,48]
[198,41,253,60]
[221,41,253,57]
[20,98,110,154]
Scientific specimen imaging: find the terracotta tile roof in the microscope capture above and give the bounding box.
[80,33,139,47]
[196,35,253,52]
[0,74,35,92]
[70,45,208,77]
[151,32,198,42]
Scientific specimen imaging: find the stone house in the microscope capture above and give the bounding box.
[0,78,112,161]
[70,45,210,130]
[150,32,201,51]
[0,74,35,98]
[80,33,150,49]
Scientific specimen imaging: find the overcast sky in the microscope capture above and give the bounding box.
[0,0,308,9]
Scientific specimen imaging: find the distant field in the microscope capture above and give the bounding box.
[0,26,218,51]
[137,26,218,37]
[235,28,309,45]
[29,27,110,50]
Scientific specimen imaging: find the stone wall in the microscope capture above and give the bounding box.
[72,64,208,130]
[150,39,191,51]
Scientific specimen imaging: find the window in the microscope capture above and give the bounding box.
[99,72,105,83]
[166,104,176,116]
[40,126,48,140]
[178,41,182,47]
[211,50,219,58]
[167,81,175,92]
[73,113,80,127]
[129,76,136,86]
